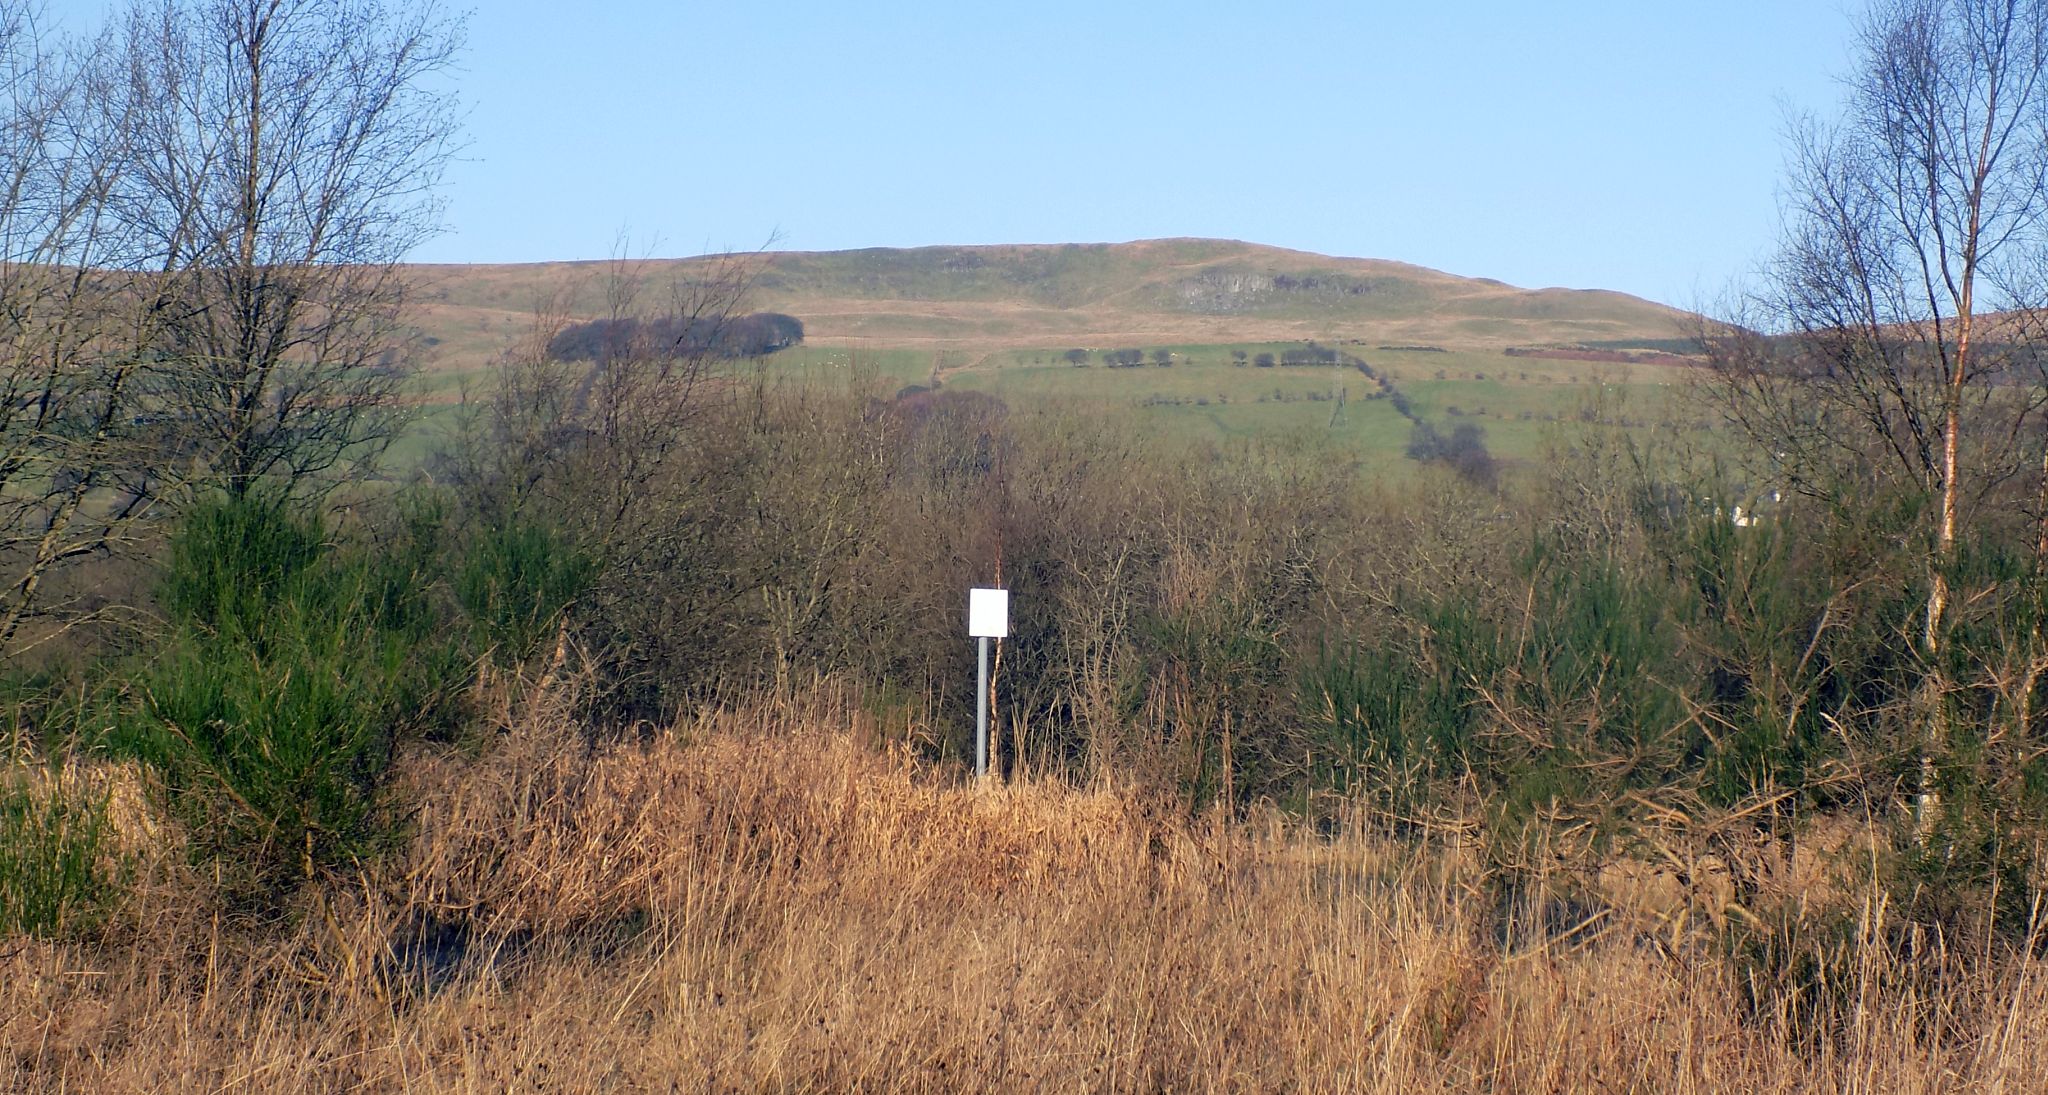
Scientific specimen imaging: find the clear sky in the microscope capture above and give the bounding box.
[55,1,1862,308]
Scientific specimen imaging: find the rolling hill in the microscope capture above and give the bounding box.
[401,239,1697,375]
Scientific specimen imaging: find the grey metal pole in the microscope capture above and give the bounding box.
[976,635,989,780]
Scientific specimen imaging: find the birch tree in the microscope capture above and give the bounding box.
[1704,0,2048,825]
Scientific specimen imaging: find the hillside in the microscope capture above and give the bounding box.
[402,239,1696,374]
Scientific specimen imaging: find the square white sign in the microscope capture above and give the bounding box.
[968,587,1009,638]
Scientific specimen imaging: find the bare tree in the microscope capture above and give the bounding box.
[3,0,465,652]
[451,244,763,546]
[438,246,767,712]
[0,2,176,653]
[578,249,762,547]
[110,0,464,501]
[1704,0,2048,824]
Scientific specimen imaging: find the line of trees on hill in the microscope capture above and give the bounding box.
[1243,343,1352,368]
[1064,347,1171,368]
[1058,342,1369,370]
[545,311,803,363]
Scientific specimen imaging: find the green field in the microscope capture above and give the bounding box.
[384,341,1699,482]
[784,343,1692,473]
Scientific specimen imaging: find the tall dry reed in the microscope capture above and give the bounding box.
[5,680,2046,1091]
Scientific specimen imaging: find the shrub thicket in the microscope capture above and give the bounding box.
[8,354,2048,986]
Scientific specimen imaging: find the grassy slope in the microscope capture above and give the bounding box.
[395,239,1704,471]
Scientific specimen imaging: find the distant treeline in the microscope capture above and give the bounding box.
[1064,348,1176,368]
[548,312,804,362]
[1060,341,1372,370]
[1246,343,1359,369]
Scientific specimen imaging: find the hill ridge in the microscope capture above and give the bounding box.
[402,238,1695,372]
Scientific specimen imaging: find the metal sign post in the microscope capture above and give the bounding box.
[967,587,1009,780]
[976,635,990,778]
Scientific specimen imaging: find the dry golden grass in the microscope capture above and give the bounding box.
[7,680,2047,1091]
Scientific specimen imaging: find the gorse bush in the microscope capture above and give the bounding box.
[1304,612,1485,818]
[111,497,466,903]
[4,489,600,915]
[1303,544,1706,861]
[158,492,326,639]
[456,519,593,668]
[1136,583,1296,808]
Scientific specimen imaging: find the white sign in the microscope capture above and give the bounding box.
[968,587,1009,638]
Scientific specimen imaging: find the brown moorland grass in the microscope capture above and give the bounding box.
[6,680,2048,1091]
[403,239,1697,375]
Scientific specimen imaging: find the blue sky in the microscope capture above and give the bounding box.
[56,1,1861,307]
